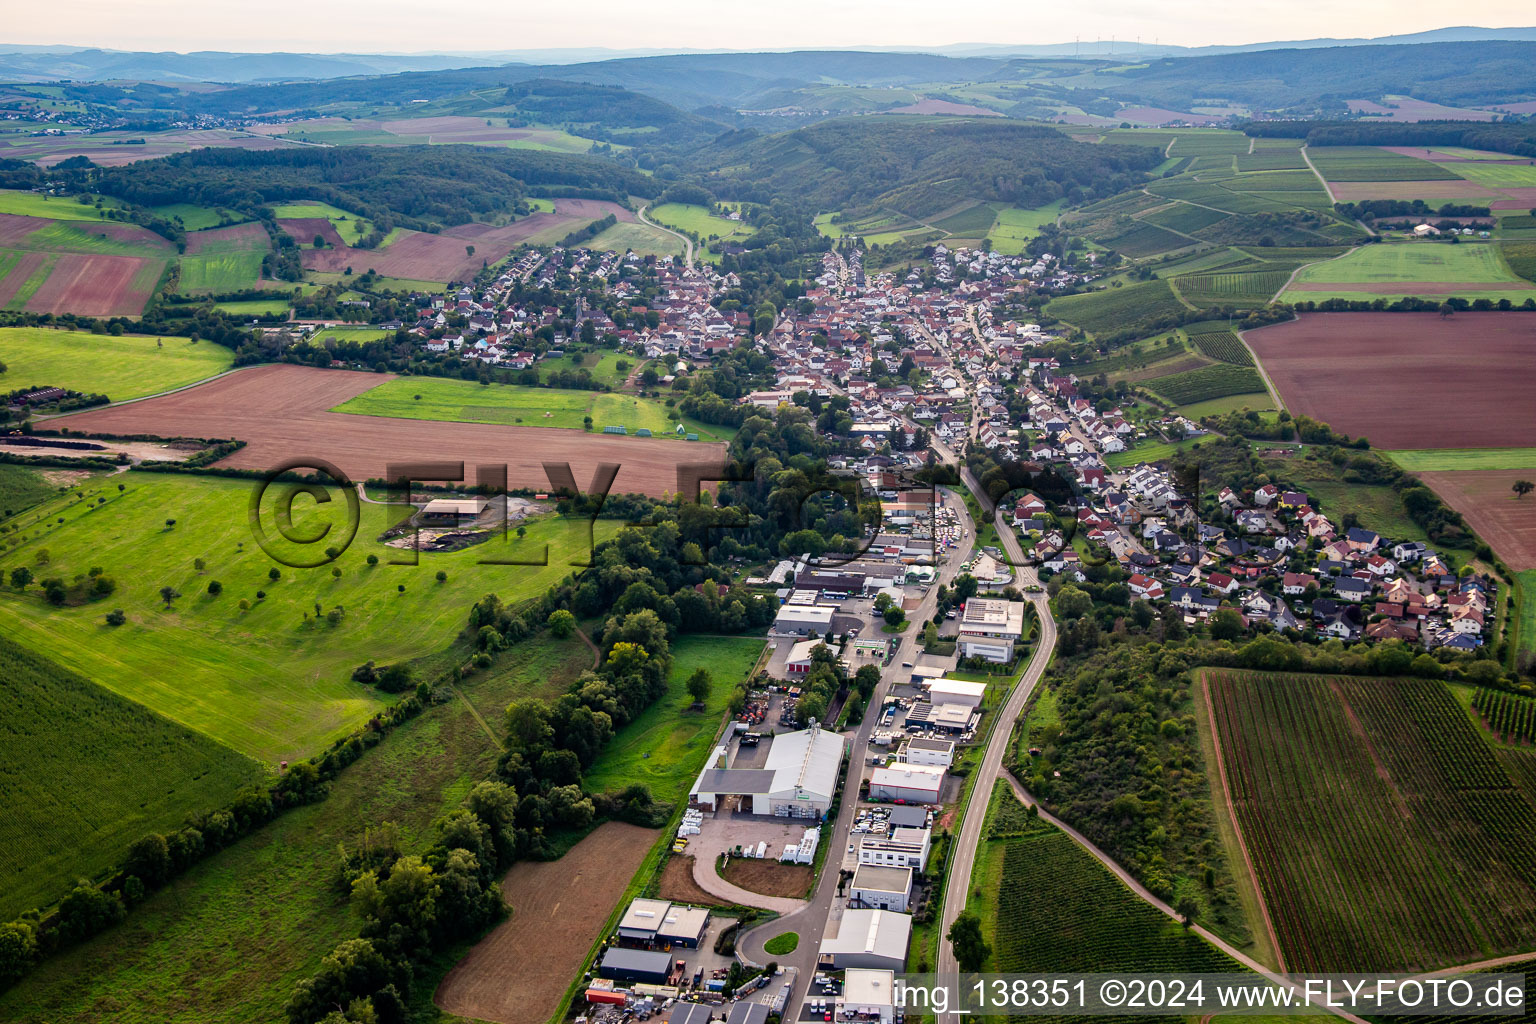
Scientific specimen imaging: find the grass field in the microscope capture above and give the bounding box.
[583,634,764,798]
[0,190,126,221]
[151,203,240,232]
[0,635,263,919]
[0,327,233,400]
[648,203,752,243]
[0,463,65,519]
[577,350,642,388]
[178,249,265,293]
[1387,448,1536,472]
[1308,147,1464,182]
[584,220,683,259]
[269,202,373,245]
[304,270,445,294]
[1045,279,1188,338]
[0,632,588,1024]
[1437,162,1536,188]
[1205,670,1536,972]
[1103,435,1207,468]
[1177,393,1277,419]
[214,299,290,317]
[986,200,1063,254]
[330,376,736,440]
[1281,242,1536,303]
[0,473,620,765]
[969,785,1240,980]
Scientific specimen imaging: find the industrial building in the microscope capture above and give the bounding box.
[599,947,674,983]
[927,678,987,709]
[857,826,932,870]
[773,603,836,635]
[957,598,1027,662]
[904,737,955,768]
[868,763,945,804]
[690,728,844,817]
[850,865,913,912]
[887,805,929,830]
[727,1002,771,1024]
[615,898,709,947]
[818,908,912,971]
[670,1002,714,1024]
[903,701,976,734]
[839,969,898,1024]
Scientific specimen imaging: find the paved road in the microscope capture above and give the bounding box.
[934,472,1056,998]
[637,203,694,268]
[737,488,975,1012]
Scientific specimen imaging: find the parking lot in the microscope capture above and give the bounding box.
[684,813,817,913]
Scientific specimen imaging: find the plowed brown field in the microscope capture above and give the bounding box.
[53,364,725,497]
[23,253,163,316]
[433,821,658,1024]
[1417,470,1536,570]
[1244,312,1536,449]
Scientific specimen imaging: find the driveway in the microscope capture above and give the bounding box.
[687,814,814,914]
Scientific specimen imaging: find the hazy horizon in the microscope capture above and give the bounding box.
[5,2,1535,56]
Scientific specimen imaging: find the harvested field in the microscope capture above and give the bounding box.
[546,197,636,223]
[1329,181,1499,202]
[184,222,268,255]
[719,857,814,899]
[1117,107,1225,126]
[434,821,658,1024]
[656,855,731,908]
[1417,470,1536,571]
[279,218,345,249]
[52,364,726,497]
[23,253,163,316]
[0,251,43,306]
[885,99,1003,117]
[1244,313,1536,449]
[0,214,46,246]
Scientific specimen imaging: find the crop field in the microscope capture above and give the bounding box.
[55,364,724,496]
[1098,219,1192,256]
[0,632,588,1024]
[1188,328,1254,365]
[583,634,763,798]
[1440,162,1536,189]
[974,797,1239,990]
[1308,146,1464,182]
[584,220,683,259]
[178,247,266,293]
[1173,269,1291,306]
[1204,670,1536,972]
[1141,202,1230,234]
[1164,131,1252,156]
[1281,242,1536,302]
[0,472,621,764]
[434,821,659,1024]
[24,252,166,316]
[0,635,263,919]
[929,201,999,236]
[330,375,736,441]
[0,326,234,400]
[1176,394,1276,419]
[1417,469,1536,571]
[1143,363,1266,406]
[1471,688,1536,744]
[1504,241,1536,281]
[0,463,60,518]
[1386,449,1536,472]
[1236,148,1309,172]
[269,201,373,244]
[1245,313,1536,450]
[1045,279,1187,338]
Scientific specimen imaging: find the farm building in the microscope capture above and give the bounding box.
[926,678,987,709]
[904,737,955,768]
[773,603,836,635]
[868,763,945,804]
[850,864,913,912]
[599,947,673,983]
[690,727,843,817]
[818,908,911,971]
[957,598,1026,662]
[420,497,489,525]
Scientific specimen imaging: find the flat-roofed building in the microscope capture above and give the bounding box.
[599,947,673,983]
[617,897,673,943]
[818,908,911,971]
[850,864,913,912]
[904,737,955,768]
[690,727,843,817]
[857,826,931,870]
[773,603,836,636]
[656,904,710,947]
[868,763,944,804]
[420,497,489,525]
[839,969,897,1024]
[958,598,1026,662]
[927,678,987,709]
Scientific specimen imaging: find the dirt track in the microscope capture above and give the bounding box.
[1244,312,1536,449]
[1418,470,1536,570]
[52,364,726,497]
[433,821,658,1024]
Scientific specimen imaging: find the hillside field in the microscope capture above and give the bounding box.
[1203,669,1536,973]
[0,472,620,764]
[1281,241,1536,302]
[0,327,234,400]
[330,375,736,441]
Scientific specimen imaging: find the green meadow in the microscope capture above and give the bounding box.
[0,327,234,400]
[0,189,128,221]
[986,200,1064,255]
[0,473,621,765]
[586,220,684,259]
[1281,241,1536,302]
[1386,448,1536,472]
[583,633,763,798]
[151,202,242,231]
[331,376,736,440]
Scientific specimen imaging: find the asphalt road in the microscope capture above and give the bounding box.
[737,487,975,1015]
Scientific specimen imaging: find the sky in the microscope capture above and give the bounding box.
[6,0,1535,53]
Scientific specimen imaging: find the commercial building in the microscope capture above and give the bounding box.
[818,909,911,971]
[657,905,710,948]
[795,570,867,599]
[690,728,843,817]
[773,603,836,636]
[670,1002,714,1024]
[782,638,823,676]
[927,678,987,709]
[857,826,932,871]
[887,805,930,830]
[616,897,708,948]
[617,898,674,943]
[599,947,674,983]
[904,737,955,768]
[957,598,1027,662]
[839,969,898,1024]
[868,763,945,804]
[903,701,975,735]
[850,864,914,913]
[727,1002,771,1024]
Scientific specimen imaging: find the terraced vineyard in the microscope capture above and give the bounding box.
[1143,363,1265,405]
[1473,688,1536,744]
[1187,328,1254,365]
[1205,670,1536,972]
